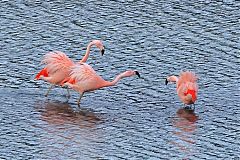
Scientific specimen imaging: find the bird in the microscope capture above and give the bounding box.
[165,71,198,109]
[61,63,140,106]
[35,40,105,97]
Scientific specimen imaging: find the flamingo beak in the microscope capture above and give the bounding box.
[135,71,140,78]
[165,78,168,85]
[101,46,105,56]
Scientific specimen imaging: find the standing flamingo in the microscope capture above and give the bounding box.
[62,63,140,106]
[35,40,105,97]
[165,71,198,109]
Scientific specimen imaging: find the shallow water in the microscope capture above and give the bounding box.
[0,0,239,159]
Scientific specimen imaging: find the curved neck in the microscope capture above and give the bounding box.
[168,76,178,83]
[102,75,122,88]
[79,42,94,63]
[101,72,129,88]
[167,75,179,88]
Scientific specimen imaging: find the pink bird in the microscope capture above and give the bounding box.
[35,40,105,97]
[165,71,198,109]
[61,63,140,106]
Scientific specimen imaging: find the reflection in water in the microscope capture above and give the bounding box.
[34,101,104,158]
[35,100,101,128]
[171,108,198,158]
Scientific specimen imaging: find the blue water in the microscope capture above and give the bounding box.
[0,0,239,159]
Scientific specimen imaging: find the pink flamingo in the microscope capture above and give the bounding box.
[166,71,198,109]
[35,40,105,97]
[61,63,140,106]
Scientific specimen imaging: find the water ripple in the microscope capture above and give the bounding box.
[0,0,239,159]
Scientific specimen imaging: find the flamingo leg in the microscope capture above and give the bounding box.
[183,104,186,108]
[66,88,70,99]
[45,85,54,97]
[77,93,84,107]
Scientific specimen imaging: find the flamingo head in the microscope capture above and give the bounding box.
[92,40,105,56]
[185,94,194,104]
[135,71,140,78]
[122,70,140,78]
[165,78,168,85]
[184,89,197,104]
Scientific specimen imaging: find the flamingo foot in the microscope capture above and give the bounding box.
[184,105,195,111]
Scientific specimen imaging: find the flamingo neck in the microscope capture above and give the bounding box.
[101,74,124,88]
[79,42,94,63]
[170,76,178,83]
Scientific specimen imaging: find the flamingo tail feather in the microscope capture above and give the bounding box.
[35,68,48,80]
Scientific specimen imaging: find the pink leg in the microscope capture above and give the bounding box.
[45,85,54,97]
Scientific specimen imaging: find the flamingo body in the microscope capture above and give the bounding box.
[65,63,104,92]
[166,71,198,105]
[63,63,140,105]
[35,51,74,84]
[35,40,104,96]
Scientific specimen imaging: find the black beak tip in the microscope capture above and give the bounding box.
[101,49,105,56]
[165,78,168,85]
[135,71,140,78]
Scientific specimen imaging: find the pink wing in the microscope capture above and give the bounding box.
[177,71,198,91]
[177,71,198,101]
[69,63,99,84]
[42,51,75,74]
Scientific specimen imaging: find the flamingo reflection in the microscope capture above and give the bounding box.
[35,101,101,128]
[34,101,104,158]
[171,108,198,158]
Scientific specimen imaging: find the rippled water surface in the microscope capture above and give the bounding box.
[0,0,239,159]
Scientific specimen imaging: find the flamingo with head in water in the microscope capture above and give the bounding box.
[165,71,198,109]
[35,40,105,97]
[62,63,140,106]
